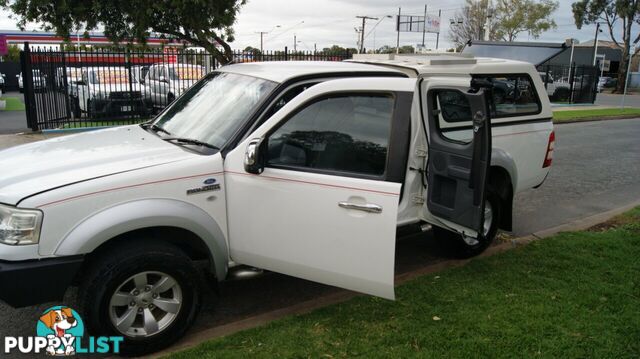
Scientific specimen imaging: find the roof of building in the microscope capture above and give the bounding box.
[575,39,620,48]
[217,61,405,83]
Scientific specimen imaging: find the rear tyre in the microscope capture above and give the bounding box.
[78,241,203,356]
[433,190,501,259]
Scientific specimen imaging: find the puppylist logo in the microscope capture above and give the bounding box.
[4,306,123,356]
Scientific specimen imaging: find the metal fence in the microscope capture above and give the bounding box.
[20,44,352,131]
[536,64,599,104]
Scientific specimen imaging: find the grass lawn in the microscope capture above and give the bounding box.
[168,208,640,358]
[553,108,640,122]
[0,97,26,111]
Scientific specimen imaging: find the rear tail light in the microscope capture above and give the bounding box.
[542,131,555,168]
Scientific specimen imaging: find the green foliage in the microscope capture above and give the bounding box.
[494,0,559,41]
[572,0,640,93]
[1,44,21,62]
[449,0,558,48]
[1,0,246,64]
[375,45,415,54]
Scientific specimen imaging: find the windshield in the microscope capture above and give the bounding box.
[153,72,277,150]
[170,67,203,80]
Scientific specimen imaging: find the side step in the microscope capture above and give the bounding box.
[227,265,264,280]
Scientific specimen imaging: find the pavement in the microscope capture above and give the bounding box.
[0,92,29,134]
[0,117,639,357]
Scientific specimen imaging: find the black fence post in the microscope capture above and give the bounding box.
[284,46,288,61]
[20,42,38,131]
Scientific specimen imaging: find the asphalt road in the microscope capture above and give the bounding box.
[0,118,639,357]
[0,92,29,134]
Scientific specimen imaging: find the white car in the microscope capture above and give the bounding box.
[538,72,571,101]
[55,67,83,93]
[0,57,553,355]
[145,63,205,107]
[17,70,46,93]
[0,73,5,93]
[73,66,148,118]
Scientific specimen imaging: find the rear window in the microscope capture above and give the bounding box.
[474,74,541,118]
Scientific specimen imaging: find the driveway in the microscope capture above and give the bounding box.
[0,118,639,357]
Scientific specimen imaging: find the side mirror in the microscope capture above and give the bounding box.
[159,76,167,83]
[244,138,266,174]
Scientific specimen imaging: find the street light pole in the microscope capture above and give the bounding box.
[592,22,601,66]
[621,45,634,110]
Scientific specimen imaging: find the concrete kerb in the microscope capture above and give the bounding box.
[143,200,640,358]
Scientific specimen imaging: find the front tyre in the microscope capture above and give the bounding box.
[433,191,501,259]
[78,241,203,356]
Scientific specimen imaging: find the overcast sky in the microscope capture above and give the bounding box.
[1,0,636,51]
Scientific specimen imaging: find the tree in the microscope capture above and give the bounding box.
[448,0,558,49]
[449,0,500,50]
[1,0,246,64]
[494,0,559,42]
[572,0,639,93]
[1,44,21,62]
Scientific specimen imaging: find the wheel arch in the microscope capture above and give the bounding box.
[55,198,228,281]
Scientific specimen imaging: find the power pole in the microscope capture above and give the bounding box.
[294,33,297,52]
[422,4,428,48]
[396,7,402,54]
[435,9,441,49]
[356,15,378,54]
[255,31,268,52]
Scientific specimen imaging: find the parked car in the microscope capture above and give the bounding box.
[145,63,205,107]
[538,72,571,101]
[0,73,5,93]
[72,67,148,118]
[55,67,83,92]
[0,57,554,355]
[17,70,46,93]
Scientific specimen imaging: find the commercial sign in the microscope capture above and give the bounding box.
[0,35,8,56]
[397,14,441,34]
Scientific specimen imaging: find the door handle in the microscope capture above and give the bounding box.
[338,202,383,214]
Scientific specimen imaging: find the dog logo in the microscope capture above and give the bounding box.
[36,306,84,356]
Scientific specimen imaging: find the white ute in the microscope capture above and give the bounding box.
[0,55,554,355]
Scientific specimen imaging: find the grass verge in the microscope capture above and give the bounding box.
[553,108,640,122]
[0,97,26,111]
[168,208,640,358]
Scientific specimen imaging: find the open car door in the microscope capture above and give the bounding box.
[420,78,492,239]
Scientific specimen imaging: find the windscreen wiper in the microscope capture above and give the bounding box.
[163,137,219,150]
[142,123,171,136]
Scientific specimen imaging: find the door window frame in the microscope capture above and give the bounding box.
[262,91,409,182]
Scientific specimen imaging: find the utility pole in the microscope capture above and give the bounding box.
[435,9,441,49]
[483,0,493,41]
[294,33,297,52]
[422,4,428,48]
[255,31,268,52]
[396,7,401,54]
[621,45,634,109]
[356,15,378,54]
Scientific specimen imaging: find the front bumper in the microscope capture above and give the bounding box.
[0,256,84,308]
[91,98,148,117]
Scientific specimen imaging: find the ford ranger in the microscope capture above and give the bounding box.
[0,55,554,355]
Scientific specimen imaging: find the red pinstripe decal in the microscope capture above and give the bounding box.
[37,168,399,209]
[225,170,400,196]
[37,171,223,208]
[493,129,548,137]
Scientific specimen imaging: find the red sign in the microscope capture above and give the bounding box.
[0,35,7,56]
[163,47,177,64]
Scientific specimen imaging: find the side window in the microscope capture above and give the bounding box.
[160,66,168,79]
[148,67,156,81]
[267,94,394,177]
[475,75,541,117]
[433,89,473,143]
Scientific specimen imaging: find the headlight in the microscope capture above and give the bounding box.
[0,204,43,245]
